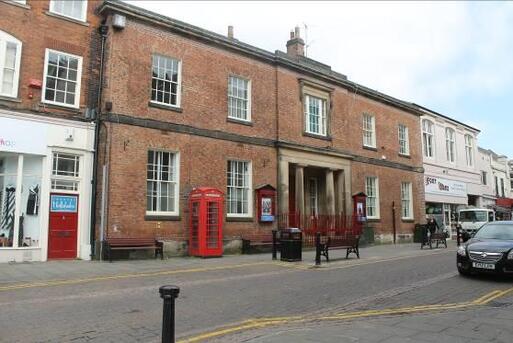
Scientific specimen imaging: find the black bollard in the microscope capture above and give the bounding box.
[159,285,180,343]
[315,232,321,266]
[456,225,460,247]
[272,230,278,260]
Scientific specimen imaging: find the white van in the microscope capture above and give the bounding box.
[457,208,495,235]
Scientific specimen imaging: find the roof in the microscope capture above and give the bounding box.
[412,103,480,133]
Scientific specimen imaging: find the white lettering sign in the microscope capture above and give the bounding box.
[424,176,467,197]
[0,117,48,155]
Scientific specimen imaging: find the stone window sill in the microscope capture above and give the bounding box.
[363,145,378,152]
[303,132,332,141]
[0,95,22,103]
[398,153,411,159]
[227,117,253,126]
[45,11,89,26]
[226,216,254,222]
[145,215,181,221]
[2,1,30,10]
[40,102,81,114]
[148,101,183,113]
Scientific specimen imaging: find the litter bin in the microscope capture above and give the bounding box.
[280,228,302,262]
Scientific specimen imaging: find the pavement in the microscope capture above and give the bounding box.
[1,241,512,343]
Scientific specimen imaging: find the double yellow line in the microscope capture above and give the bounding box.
[178,287,513,343]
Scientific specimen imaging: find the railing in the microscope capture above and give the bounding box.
[277,213,363,247]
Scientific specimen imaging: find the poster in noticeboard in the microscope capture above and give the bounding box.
[260,197,274,222]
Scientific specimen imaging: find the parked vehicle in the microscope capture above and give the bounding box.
[457,208,495,235]
[457,221,513,276]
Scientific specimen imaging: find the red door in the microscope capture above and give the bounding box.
[48,194,78,259]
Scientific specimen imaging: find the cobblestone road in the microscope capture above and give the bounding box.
[0,244,511,342]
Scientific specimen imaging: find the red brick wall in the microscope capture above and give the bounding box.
[0,0,102,117]
[102,122,277,239]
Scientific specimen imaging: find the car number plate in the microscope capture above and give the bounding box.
[472,262,495,270]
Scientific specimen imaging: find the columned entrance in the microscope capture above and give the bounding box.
[278,147,352,218]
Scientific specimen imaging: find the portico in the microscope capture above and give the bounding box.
[278,146,352,217]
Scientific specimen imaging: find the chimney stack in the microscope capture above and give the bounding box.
[286,26,305,57]
[228,25,234,39]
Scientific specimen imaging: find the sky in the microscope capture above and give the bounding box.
[129,1,513,157]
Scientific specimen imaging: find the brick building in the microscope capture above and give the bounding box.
[95,0,426,256]
[0,0,102,262]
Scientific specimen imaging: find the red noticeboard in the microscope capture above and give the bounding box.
[189,187,224,257]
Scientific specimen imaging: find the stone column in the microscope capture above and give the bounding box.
[278,159,289,215]
[295,164,305,215]
[326,169,336,215]
[336,170,345,215]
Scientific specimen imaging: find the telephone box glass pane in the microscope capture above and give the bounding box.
[207,201,219,248]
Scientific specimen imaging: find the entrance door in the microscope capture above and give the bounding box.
[48,194,78,259]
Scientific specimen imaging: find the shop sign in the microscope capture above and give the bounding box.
[50,195,78,213]
[0,117,48,155]
[425,176,467,197]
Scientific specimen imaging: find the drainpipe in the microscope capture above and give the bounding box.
[392,201,397,244]
[90,23,109,259]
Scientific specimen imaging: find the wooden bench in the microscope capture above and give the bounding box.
[241,233,277,254]
[320,234,360,261]
[104,237,163,262]
[421,231,447,249]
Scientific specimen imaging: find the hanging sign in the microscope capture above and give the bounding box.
[50,195,78,213]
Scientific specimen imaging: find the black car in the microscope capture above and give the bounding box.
[457,221,513,275]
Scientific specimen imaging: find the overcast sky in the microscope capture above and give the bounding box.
[129,1,513,157]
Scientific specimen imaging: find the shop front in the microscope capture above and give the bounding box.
[0,110,94,262]
[424,175,467,238]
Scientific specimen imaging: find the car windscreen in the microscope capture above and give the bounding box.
[459,211,488,222]
[474,224,513,240]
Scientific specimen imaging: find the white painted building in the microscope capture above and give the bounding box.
[416,105,481,235]
[0,110,94,262]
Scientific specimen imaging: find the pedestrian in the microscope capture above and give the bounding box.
[427,217,439,236]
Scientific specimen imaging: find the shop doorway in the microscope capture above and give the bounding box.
[48,193,78,259]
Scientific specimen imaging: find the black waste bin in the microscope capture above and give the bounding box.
[280,228,302,262]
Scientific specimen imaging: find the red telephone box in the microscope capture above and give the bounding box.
[189,187,224,257]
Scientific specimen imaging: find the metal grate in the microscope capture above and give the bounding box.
[469,251,503,264]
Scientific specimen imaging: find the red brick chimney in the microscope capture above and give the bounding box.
[286,26,305,57]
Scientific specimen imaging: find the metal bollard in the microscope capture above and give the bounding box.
[159,285,180,343]
[315,232,321,266]
[272,230,278,260]
[456,225,460,247]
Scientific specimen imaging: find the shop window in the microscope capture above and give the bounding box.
[227,160,252,217]
[0,154,42,248]
[146,150,179,215]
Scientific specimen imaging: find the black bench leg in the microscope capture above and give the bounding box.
[346,248,350,259]
[356,246,360,259]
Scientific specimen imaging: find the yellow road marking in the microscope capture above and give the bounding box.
[178,287,513,343]
[0,249,451,292]
[0,261,271,292]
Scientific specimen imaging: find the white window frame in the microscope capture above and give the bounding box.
[398,124,410,156]
[146,150,180,216]
[401,182,413,220]
[308,177,318,216]
[51,151,81,194]
[42,49,83,109]
[362,113,376,148]
[0,30,22,98]
[464,134,474,167]
[445,127,456,163]
[150,54,182,109]
[49,0,88,22]
[304,94,327,136]
[422,119,435,158]
[226,160,253,218]
[365,176,380,219]
[227,75,251,122]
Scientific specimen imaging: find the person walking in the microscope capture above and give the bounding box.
[427,217,440,236]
